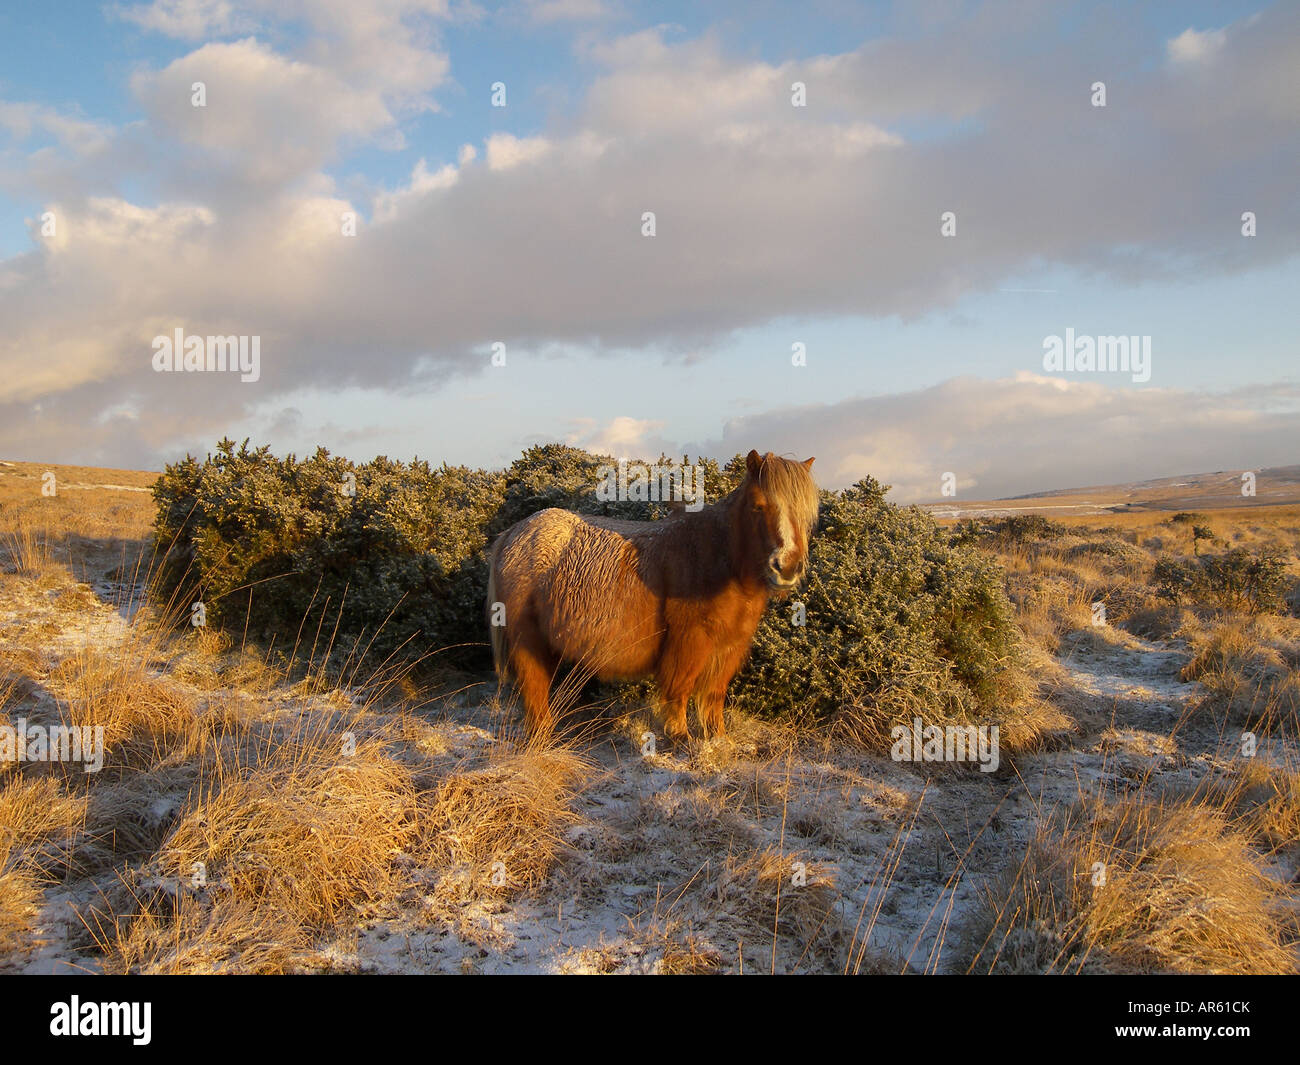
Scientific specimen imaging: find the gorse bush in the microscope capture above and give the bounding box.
[153,443,1028,738]
[982,514,1067,544]
[1154,548,1288,615]
[727,478,1026,740]
[153,439,504,669]
[489,443,694,531]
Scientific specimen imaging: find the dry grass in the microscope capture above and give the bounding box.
[660,931,725,974]
[422,746,587,896]
[0,776,89,858]
[962,793,1296,974]
[828,677,1069,764]
[618,831,848,974]
[981,508,1300,751]
[48,650,203,774]
[1,519,58,578]
[0,777,89,963]
[2,513,591,973]
[161,729,417,929]
[1194,758,1300,855]
[0,460,610,973]
[88,714,420,973]
[1231,762,1300,851]
[709,845,842,967]
[983,508,1300,643]
[0,461,155,538]
[0,461,156,594]
[80,694,589,971]
[5,463,1298,975]
[100,892,311,975]
[990,534,1151,654]
[1180,617,1300,732]
[0,854,41,959]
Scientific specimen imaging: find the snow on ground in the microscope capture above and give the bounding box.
[3,568,1296,975]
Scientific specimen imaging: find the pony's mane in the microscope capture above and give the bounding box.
[740,454,820,531]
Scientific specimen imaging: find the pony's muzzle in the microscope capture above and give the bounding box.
[766,553,805,589]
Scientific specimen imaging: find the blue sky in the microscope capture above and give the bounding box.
[1,0,1297,501]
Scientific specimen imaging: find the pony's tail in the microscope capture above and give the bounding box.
[486,538,508,680]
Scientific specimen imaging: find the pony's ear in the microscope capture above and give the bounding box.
[746,449,762,476]
[803,456,815,470]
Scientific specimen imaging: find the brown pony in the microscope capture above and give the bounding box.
[487,450,818,739]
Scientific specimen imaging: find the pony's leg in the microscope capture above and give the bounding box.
[693,646,749,738]
[696,689,726,739]
[656,629,711,742]
[659,691,691,743]
[508,619,559,737]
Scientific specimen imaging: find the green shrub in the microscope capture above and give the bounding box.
[1199,549,1288,613]
[152,439,504,670]
[489,443,695,532]
[1154,548,1288,614]
[1065,538,1150,567]
[983,514,1067,544]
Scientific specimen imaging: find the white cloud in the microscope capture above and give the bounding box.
[372,156,462,221]
[711,374,1300,502]
[566,415,670,458]
[2,4,1299,471]
[1167,26,1227,64]
[484,133,553,170]
[0,102,112,155]
[116,0,246,38]
[131,39,399,184]
[121,0,453,166]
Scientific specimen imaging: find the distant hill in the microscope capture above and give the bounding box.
[920,465,1300,520]
[7,455,1300,523]
[0,458,158,498]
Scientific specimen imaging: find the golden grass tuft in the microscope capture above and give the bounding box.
[962,793,1296,974]
[95,891,309,975]
[0,776,90,963]
[830,682,1068,764]
[0,851,41,960]
[1181,619,1300,731]
[708,845,842,970]
[1233,761,1300,851]
[49,649,202,773]
[88,715,420,973]
[660,933,724,974]
[0,646,45,687]
[422,746,586,895]
[0,776,89,858]
[1195,758,1300,854]
[0,519,57,577]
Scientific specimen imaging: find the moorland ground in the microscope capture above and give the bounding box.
[1,458,1297,974]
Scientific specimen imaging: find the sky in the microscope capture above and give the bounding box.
[0,0,1297,503]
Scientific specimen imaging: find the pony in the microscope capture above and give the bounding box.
[487,450,818,739]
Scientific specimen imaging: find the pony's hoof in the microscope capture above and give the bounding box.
[663,725,690,748]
